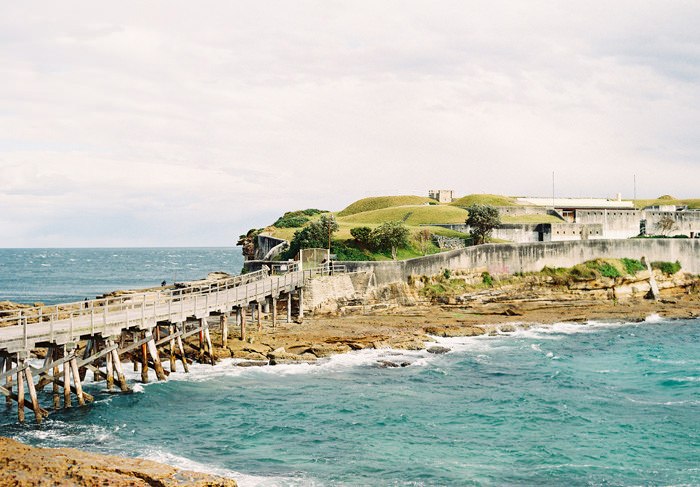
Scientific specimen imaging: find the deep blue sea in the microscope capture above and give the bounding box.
[1,248,699,486]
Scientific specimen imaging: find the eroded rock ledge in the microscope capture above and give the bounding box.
[0,436,237,487]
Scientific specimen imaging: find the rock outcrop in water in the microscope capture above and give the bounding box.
[0,436,237,486]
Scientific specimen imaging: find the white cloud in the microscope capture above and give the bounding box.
[1,1,700,246]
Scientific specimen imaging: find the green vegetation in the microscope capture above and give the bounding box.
[621,258,645,275]
[272,209,325,228]
[651,260,682,275]
[633,196,700,209]
[284,214,338,259]
[451,194,519,207]
[338,195,434,217]
[338,205,468,226]
[481,271,494,287]
[465,204,501,245]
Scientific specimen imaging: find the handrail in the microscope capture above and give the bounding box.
[0,263,347,349]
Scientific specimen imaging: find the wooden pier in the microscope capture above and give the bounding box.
[0,264,342,423]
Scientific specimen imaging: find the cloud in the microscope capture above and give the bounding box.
[1,1,700,246]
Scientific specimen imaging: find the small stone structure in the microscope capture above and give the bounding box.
[428,189,454,203]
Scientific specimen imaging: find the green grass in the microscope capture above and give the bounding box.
[338,205,468,225]
[633,197,700,209]
[450,193,519,207]
[337,195,435,216]
[651,260,682,275]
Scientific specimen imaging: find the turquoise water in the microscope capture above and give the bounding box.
[0,249,699,486]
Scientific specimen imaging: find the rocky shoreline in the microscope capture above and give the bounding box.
[0,436,237,486]
[2,268,699,485]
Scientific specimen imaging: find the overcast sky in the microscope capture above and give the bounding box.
[2,1,700,247]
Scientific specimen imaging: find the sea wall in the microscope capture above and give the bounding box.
[337,239,700,285]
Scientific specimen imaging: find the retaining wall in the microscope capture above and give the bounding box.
[337,239,700,285]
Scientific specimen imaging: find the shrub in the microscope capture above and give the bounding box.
[284,214,338,259]
[442,268,451,279]
[651,260,681,275]
[274,215,309,228]
[481,271,493,287]
[621,258,645,275]
[370,221,410,260]
[331,241,374,261]
[598,263,622,279]
[350,226,373,245]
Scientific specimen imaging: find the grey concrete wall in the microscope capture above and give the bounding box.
[337,239,700,284]
[575,209,641,239]
[644,210,700,237]
[495,206,552,216]
[550,223,604,241]
[255,235,288,260]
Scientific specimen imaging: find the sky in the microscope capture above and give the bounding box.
[2,1,700,247]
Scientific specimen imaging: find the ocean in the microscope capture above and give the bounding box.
[1,248,699,486]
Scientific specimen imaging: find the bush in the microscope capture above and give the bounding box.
[621,258,645,275]
[332,241,374,261]
[481,271,493,286]
[370,221,410,260]
[598,263,621,279]
[651,260,682,275]
[273,209,325,228]
[350,226,373,245]
[284,214,339,259]
[442,268,451,279]
[274,215,309,228]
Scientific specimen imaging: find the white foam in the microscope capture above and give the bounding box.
[644,313,665,323]
[141,449,319,487]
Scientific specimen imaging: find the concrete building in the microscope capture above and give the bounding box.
[428,189,454,203]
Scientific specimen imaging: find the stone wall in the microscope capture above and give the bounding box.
[575,209,641,239]
[337,239,700,285]
[644,210,700,237]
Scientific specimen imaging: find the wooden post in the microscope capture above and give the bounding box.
[257,301,262,331]
[287,293,292,323]
[141,339,149,384]
[106,348,115,391]
[69,358,85,406]
[146,332,167,381]
[169,325,176,372]
[271,298,277,328]
[52,348,60,410]
[220,314,228,346]
[240,307,246,342]
[111,348,129,392]
[63,355,72,408]
[4,357,12,407]
[176,333,189,373]
[204,326,215,365]
[24,366,43,423]
[17,365,25,423]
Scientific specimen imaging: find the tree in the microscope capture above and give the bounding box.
[465,204,501,245]
[655,216,677,236]
[350,226,373,246]
[285,214,339,259]
[371,221,410,260]
[416,228,432,255]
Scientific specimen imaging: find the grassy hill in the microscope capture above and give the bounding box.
[338,205,468,226]
[634,197,700,209]
[450,194,520,207]
[337,195,435,216]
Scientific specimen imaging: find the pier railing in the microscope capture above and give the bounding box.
[0,263,346,353]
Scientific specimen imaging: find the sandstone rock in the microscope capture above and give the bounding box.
[499,325,516,333]
[235,360,268,367]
